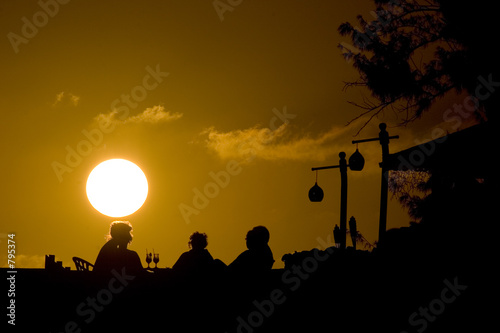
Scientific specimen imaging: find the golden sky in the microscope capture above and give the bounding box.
[0,0,478,269]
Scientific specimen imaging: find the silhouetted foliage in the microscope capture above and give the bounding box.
[389,170,431,220]
[347,229,375,250]
[339,0,499,132]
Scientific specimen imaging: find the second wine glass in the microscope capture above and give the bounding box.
[153,253,159,269]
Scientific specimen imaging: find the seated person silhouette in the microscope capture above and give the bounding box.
[229,226,274,274]
[172,232,215,276]
[93,221,143,276]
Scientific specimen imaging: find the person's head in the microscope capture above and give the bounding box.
[107,221,133,247]
[188,232,208,250]
[246,226,270,250]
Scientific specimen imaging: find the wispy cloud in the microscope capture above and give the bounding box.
[201,121,368,163]
[52,91,80,107]
[95,105,183,125]
[11,254,47,268]
[124,105,183,124]
[202,123,288,161]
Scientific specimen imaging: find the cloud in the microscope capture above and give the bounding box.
[201,121,367,163]
[202,123,288,161]
[52,91,80,107]
[95,105,183,125]
[124,105,183,124]
[12,254,47,268]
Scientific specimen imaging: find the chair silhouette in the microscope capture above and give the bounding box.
[73,257,94,272]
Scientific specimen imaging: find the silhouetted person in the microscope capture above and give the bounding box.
[172,232,215,275]
[94,221,143,276]
[229,226,274,274]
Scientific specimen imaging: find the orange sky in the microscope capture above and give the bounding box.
[0,0,478,269]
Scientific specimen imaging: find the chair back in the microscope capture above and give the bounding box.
[72,257,94,272]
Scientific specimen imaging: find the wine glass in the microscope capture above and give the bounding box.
[153,253,160,269]
[145,250,152,269]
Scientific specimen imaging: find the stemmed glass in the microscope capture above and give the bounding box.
[153,253,160,269]
[145,250,152,269]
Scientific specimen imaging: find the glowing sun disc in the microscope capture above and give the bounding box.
[86,159,148,217]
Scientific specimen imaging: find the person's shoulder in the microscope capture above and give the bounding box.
[126,249,140,258]
[202,249,214,258]
[229,250,251,266]
[174,251,191,264]
[236,249,251,258]
[99,240,117,252]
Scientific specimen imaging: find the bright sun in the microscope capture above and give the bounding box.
[86,159,148,217]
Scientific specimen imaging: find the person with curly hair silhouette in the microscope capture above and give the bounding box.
[173,232,215,275]
[94,221,143,275]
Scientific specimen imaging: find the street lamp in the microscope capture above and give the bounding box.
[309,152,363,250]
[351,123,399,248]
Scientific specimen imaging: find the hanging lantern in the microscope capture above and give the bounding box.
[309,170,324,202]
[348,148,365,171]
[308,182,324,202]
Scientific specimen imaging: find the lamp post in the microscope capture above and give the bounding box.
[351,123,399,248]
[309,152,364,250]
